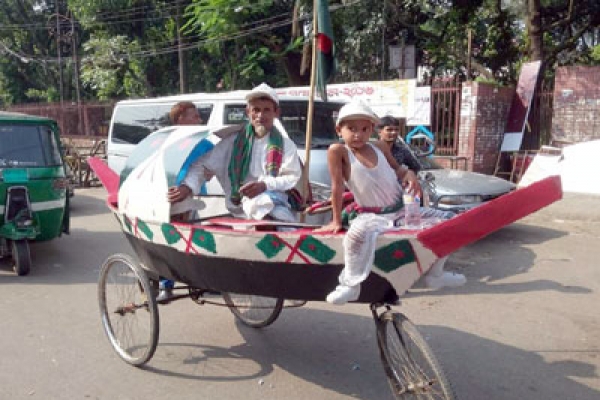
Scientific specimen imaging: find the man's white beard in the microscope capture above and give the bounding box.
[255,125,268,137]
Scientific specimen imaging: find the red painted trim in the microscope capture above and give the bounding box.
[88,157,119,201]
[417,175,563,257]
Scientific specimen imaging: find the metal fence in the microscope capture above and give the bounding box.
[425,77,554,156]
[5,102,115,137]
[3,80,552,159]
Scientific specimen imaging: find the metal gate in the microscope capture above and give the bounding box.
[428,78,462,156]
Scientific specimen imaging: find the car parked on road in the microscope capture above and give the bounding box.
[417,155,516,212]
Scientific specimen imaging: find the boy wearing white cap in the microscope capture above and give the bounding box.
[316,100,465,304]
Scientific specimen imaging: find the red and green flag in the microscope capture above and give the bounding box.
[316,0,335,101]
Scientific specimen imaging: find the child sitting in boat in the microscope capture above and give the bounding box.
[315,101,465,305]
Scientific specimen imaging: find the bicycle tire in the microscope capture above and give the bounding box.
[98,253,159,366]
[222,293,283,328]
[376,312,455,399]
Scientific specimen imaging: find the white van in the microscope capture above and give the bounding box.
[107,90,345,197]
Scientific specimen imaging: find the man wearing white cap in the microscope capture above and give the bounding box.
[169,82,302,221]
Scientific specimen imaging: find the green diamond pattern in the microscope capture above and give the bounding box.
[191,229,216,253]
[374,240,416,273]
[298,236,335,263]
[256,234,286,259]
[137,219,153,240]
[161,223,182,245]
[123,216,132,233]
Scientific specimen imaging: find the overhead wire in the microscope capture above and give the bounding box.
[0,0,362,64]
[0,0,280,31]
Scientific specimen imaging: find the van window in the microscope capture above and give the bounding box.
[223,101,342,148]
[111,103,213,145]
[0,124,62,167]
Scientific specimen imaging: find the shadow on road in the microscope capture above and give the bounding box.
[128,307,599,400]
[404,221,590,297]
[423,323,600,400]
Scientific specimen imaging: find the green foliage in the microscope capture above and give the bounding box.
[0,0,598,105]
[183,0,302,89]
[333,1,386,81]
[80,35,147,99]
[25,88,60,102]
[591,45,600,63]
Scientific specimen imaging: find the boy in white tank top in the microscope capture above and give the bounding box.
[316,101,465,304]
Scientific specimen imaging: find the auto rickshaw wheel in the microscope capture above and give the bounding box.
[376,311,455,399]
[98,253,159,366]
[222,293,284,328]
[12,240,31,276]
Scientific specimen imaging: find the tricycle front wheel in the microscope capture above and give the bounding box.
[12,240,31,276]
[377,311,455,399]
[98,253,159,366]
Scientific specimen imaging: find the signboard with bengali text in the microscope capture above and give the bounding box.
[276,79,430,125]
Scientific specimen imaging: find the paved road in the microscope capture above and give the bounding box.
[0,189,598,400]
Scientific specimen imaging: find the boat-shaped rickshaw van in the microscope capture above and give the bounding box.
[94,125,562,303]
[89,125,562,399]
[0,112,70,275]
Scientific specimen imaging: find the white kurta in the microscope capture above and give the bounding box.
[185,131,302,219]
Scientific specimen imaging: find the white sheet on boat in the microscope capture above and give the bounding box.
[519,139,600,195]
[118,130,213,223]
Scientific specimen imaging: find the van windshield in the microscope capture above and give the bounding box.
[111,103,213,145]
[0,124,62,167]
[224,101,342,148]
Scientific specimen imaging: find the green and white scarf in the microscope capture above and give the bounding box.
[228,123,284,206]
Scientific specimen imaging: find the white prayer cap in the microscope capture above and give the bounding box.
[245,83,279,106]
[336,100,380,126]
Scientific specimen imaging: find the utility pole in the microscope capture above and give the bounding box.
[467,28,472,81]
[381,0,386,80]
[70,12,86,135]
[176,0,187,93]
[55,5,64,106]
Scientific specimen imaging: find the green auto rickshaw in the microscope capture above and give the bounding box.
[0,112,70,275]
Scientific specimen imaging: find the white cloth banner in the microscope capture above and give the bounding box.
[407,86,431,126]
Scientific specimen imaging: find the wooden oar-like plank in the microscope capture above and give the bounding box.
[418,175,562,258]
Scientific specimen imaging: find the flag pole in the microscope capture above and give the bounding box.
[301,0,318,217]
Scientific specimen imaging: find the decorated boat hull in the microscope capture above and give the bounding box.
[115,209,433,303]
[90,155,562,303]
[108,172,562,303]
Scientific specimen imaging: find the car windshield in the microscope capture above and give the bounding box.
[0,124,62,167]
[111,103,213,145]
[224,101,342,148]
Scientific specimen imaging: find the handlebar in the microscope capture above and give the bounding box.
[407,133,436,157]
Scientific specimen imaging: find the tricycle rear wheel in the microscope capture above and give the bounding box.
[98,254,159,366]
[377,311,455,399]
[222,293,283,328]
[12,240,31,276]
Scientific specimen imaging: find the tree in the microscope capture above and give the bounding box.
[525,0,600,68]
[0,0,69,104]
[80,35,147,100]
[184,0,306,89]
